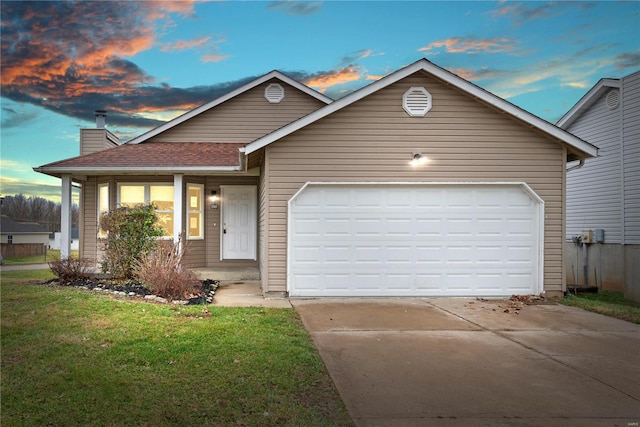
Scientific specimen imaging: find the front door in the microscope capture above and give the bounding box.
[221,186,257,260]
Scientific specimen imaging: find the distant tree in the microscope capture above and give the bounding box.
[0,193,79,231]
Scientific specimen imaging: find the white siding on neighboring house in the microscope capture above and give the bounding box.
[564,70,640,245]
[565,89,623,242]
[623,71,640,244]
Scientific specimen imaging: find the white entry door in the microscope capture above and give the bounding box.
[221,186,257,260]
[288,183,543,297]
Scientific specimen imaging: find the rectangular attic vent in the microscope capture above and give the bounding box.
[265,83,285,103]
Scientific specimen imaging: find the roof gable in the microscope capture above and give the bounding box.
[556,78,621,129]
[245,59,598,160]
[127,71,333,145]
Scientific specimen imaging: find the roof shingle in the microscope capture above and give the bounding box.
[39,142,244,169]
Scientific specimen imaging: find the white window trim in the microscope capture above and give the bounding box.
[97,183,109,238]
[186,183,204,240]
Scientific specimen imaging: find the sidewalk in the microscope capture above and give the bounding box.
[0,263,50,271]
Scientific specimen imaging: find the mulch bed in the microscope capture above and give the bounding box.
[42,278,219,305]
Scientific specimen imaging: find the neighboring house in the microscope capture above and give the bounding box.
[558,70,640,301]
[35,59,597,298]
[49,228,80,251]
[0,215,51,245]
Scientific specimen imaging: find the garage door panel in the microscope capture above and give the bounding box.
[289,184,541,297]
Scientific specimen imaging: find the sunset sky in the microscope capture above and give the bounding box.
[1,0,639,202]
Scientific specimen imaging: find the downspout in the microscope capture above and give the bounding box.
[566,158,585,172]
[238,147,248,172]
[582,240,588,287]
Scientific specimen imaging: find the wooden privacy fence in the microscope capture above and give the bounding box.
[1,243,47,258]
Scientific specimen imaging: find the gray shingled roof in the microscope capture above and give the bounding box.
[0,215,50,234]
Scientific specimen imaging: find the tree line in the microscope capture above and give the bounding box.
[0,194,79,232]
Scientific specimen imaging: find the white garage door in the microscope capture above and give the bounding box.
[288,183,543,297]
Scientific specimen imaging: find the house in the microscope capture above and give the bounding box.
[35,58,597,298]
[0,215,50,257]
[49,228,80,251]
[557,70,640,302]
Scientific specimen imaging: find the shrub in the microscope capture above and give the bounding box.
[49,257,93,282]
[99,204,163,279]
[134,238,201,301]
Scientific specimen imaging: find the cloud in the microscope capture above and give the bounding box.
[0,0,235,129]
[489,2,595,25]
[160,36,213,52]
[614,51,640,70]
[201,53,231,63]
[300,66,364,93]
[1,106,39,128]
[339,49,383,66]
[0,176,78,203]
[267,1,322,16]
[447,67,510,81]
[419,36,522,55]
[0,159,33,174]
[488,2,562,24]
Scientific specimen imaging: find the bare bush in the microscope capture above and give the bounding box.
[134,238,201,301]
[49,257,93,282]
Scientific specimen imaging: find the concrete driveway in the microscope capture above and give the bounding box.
[292,298,640,427]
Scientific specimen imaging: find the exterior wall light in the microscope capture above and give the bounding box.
[209,190,219,202]
[410,153,428,167]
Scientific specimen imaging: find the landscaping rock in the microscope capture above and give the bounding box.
[43,277,220,305]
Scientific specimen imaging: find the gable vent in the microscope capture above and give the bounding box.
[606,89,620,110]
[265,83,285,103]
[403,87,432,117]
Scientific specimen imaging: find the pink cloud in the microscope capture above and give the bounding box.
[161,36,212,52]
[419,36,521,55]
[304,66,363,93]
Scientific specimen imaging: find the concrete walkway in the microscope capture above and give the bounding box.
[213,281,291,308]
[292,297,640,427]
[0,263,50,271]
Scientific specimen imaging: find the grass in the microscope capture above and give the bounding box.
[1,271,353,426]
[559,290,640,324]
[2,249,79,266]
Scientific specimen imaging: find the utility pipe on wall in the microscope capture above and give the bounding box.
[582,241,588,287]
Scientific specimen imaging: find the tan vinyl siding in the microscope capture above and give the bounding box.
[623,71,640,244]
[263,71,566,294]
[80,129,118,155]
[148,80,326,143]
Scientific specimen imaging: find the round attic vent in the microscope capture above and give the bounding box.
[265,83,285,103]
[403,87,432,117]
[606,89,620,110]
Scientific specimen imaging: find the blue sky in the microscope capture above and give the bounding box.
[1,1,639,202]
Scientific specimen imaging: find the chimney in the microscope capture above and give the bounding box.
[95,110,107,128]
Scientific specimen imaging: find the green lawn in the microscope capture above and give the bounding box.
[2,249,79,266]
[1,271,353,426]
[559,290,640,324]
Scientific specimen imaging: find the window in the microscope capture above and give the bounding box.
[98,184,109,238]
[187,184,204,240]
[118,184,174,237]
[7,235,13,244]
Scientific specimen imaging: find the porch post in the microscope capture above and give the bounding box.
[60,174,72,259]
[173,174,183,249]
